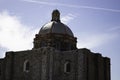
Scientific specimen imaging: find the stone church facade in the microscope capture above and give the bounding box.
[0,10,110,80]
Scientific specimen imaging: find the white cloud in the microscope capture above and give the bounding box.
[61,14,76,24]
[77,33,117,49]
[0,11,39,58]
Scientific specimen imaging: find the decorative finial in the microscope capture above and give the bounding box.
[51,9,60,22]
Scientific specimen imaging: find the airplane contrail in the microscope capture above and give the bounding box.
[23,0,120,13]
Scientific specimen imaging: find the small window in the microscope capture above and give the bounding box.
[64,61,71,73]
[23,60,30,72]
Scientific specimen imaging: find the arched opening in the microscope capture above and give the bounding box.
[64,61,71,73]
[23,60,30,72]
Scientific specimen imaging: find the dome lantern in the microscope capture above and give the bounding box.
[51,9,60,22]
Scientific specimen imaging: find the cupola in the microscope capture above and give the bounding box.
[33,10,77,51]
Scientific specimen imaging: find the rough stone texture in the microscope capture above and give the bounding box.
[0,47,110,80]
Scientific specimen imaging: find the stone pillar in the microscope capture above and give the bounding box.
[104,57,111,80]
[5,52,14,80]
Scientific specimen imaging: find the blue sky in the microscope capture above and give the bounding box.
[0,0,120,80]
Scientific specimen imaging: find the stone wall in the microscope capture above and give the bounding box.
[0,58,5,80]
[0,47,110,80]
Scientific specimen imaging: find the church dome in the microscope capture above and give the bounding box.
[33,9,77,51]
[39,21,74,37]
[39,9,74,37]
